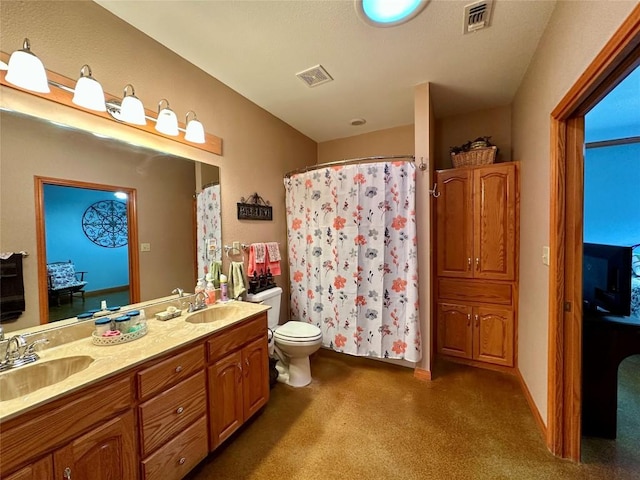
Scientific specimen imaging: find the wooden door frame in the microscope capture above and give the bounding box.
[547,6,640,460]
[35,176,140,324]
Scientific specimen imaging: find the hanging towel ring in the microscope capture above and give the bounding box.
[429,183,440,198]
[224,245,244,260]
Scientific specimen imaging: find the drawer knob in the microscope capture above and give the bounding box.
[175,365,183,373]
[179,457,186,465]
[176,406,184,414]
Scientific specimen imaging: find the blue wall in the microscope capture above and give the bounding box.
[585,66,640,143]
[44,185,129,292]
[583,144,640,246]
[584,66,640,247]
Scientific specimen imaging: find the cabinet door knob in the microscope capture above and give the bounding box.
[475,258,480,270]
[467,313,471,327]
[467,258,471,270]
[175,365,183,373]
[176,406,184,414]
[63,467,72,480]
[475,314,479,327]
[178,457,186,465]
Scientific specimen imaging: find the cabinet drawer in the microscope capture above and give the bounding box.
[207,315,267,362]
[438,278,512,305]
[141,416,208,480]
[139,371,207,456]
[137,345,204,400]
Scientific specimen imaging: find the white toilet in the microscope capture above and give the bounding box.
[245,287,322,387]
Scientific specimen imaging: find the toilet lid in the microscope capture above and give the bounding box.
[275,321,322,341]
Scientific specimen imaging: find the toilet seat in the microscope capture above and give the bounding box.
[274,321,322,342]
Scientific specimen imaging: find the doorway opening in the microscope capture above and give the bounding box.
[547,9,639,461]
[35,177,140,324]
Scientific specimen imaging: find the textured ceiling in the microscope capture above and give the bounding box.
[95,0,557,142]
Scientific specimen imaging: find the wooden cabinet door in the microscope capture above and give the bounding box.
[242,337,270,420]
[209,350,243,449]
[473,306,514,366]
[437,303,473,359]
[473,164,516,281]
[53,411,137,480]
[436,169,474,278]
[5,456,53,480]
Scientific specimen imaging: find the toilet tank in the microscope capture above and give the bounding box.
[245,286,282,329]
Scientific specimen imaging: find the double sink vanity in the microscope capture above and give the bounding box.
[0,297,271,480]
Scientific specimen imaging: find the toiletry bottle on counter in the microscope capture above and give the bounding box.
[205,275,216,305]
[195,277,205,295]
[220,274,228,302]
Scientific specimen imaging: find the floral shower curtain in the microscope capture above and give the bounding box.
[284,161,421,362]
[196,183,222,280]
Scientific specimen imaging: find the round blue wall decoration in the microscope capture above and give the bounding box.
[82,200,128,248]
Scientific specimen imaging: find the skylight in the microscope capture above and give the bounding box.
[356,0,428,27]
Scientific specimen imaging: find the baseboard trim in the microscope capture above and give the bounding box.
[516,367,547,440]
[413,367,432,381]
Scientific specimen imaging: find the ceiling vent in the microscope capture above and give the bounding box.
[296,64,333,88]
[463,0,494,34]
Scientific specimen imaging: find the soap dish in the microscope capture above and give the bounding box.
[155,309,182,321]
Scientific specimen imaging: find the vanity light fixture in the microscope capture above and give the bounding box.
[5,38,50,93]
[1,36,221,154]
[72,64,106,112]
[185,111,206,144]
[113,84,147,125]
[155,99,179,136]
[355,0,428,27]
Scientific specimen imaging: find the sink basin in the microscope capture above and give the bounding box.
[186,304,243,324]
[0,355,94,402]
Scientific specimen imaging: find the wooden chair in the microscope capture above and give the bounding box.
[47,260,88,306]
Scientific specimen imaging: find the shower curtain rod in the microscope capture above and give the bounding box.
[284,154,415,178]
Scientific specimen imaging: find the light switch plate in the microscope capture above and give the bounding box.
[140,243,151,252]
[542,246,550,266]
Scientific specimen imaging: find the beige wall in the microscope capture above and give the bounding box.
[512,0,637,423]
[435,106,512,170]
[1,112,197,330]
[317,125,414,164]
[1,0,317,327]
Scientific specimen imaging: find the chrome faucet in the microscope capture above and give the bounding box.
[0,325,4,341]
[188,291,208,312]
[172,287,185,297]
[4,335,27,363]
[0,335,49,372]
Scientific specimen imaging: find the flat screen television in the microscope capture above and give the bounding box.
[583,243,632,317]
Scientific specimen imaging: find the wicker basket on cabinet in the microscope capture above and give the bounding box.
[451,146,497,168]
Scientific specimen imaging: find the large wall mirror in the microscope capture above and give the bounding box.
[0,109,220,332]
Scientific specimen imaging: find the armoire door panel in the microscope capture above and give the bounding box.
[436,169,474,278]
[474,164,516,281]
[473,306,514,366]
[437,303,473,359]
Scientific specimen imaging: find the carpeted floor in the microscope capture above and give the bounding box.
[48,288,130,322]
[186,350,639,480]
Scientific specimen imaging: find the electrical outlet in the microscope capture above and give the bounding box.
[542,246,550,266]
[140,243,151,252]
[232,241,241,251]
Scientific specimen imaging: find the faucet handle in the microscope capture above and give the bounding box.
[25,338,49,355]
[172,287,185,297]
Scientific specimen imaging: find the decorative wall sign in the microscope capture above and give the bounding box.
[237,192,272,221]
[82,200,128,248]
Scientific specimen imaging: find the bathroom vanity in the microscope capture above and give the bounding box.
[0,300,270,480]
